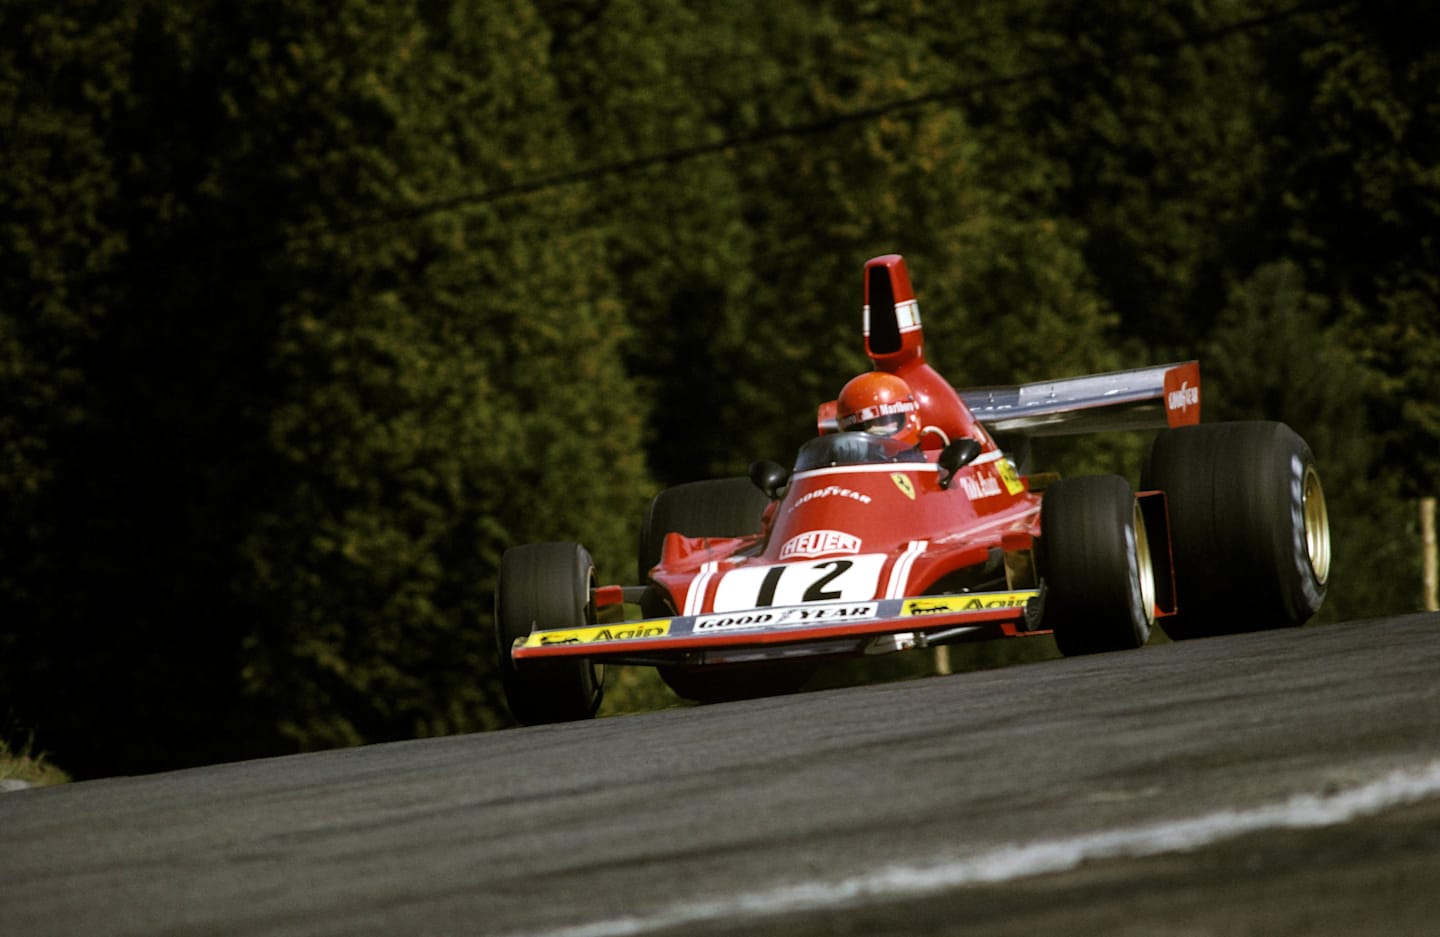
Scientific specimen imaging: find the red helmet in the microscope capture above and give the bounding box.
[836,372,921,445]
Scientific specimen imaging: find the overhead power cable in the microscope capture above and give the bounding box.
[301,0,1355,243]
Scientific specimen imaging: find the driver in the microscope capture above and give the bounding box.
[835,372,922,447]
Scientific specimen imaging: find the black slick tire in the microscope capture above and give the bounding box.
[1039,474,1156,656]
[1142,421,1330,640]
[636,477,770,582]
[494,541,604,725]
[636,477,813,701]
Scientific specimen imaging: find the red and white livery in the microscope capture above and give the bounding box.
[494,255,1331,724]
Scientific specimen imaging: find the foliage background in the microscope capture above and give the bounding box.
[1,0,1434,778]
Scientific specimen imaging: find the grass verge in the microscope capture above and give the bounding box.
[0,737,71,788]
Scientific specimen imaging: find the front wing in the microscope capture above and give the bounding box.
[511,589,1043,667]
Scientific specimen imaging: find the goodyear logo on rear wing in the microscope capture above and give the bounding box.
[523,622,670,647]
[902,592,1038,616]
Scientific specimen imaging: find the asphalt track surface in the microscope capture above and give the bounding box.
[4,614,1438,937]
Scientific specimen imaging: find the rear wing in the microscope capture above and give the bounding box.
[959,361,1201,438]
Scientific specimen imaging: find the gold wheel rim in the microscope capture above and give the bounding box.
[1303,465,1331,584]
[1133,500,1157,626]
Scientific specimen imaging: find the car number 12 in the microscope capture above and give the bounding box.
[710,554,887,612]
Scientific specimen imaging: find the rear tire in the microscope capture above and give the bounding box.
[637,478,814,701]
[1143,421,1330,640]
[636,477,770,581]
[494,542,604,725]
[1039,475,1156,655]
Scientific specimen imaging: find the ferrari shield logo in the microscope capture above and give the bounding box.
[891,473,916,500]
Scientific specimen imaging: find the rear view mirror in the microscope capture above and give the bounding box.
[749,460,789,500]
[938,438,983,490]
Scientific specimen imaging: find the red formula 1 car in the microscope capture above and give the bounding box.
[495,254,1332,724]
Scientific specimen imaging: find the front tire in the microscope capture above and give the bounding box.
[1039,475,1156,655]
[1143,421,1330,640]
[494,542,604,725]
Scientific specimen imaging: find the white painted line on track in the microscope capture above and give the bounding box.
[518,759,1440,937]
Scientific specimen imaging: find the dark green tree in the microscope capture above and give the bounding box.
[1263,1,1440,498]
[0,0,650,775]
[533,0,759,486]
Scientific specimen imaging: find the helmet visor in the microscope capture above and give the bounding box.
[850,413,907,437]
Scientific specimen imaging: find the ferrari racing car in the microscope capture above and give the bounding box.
[494,254,1332,724]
